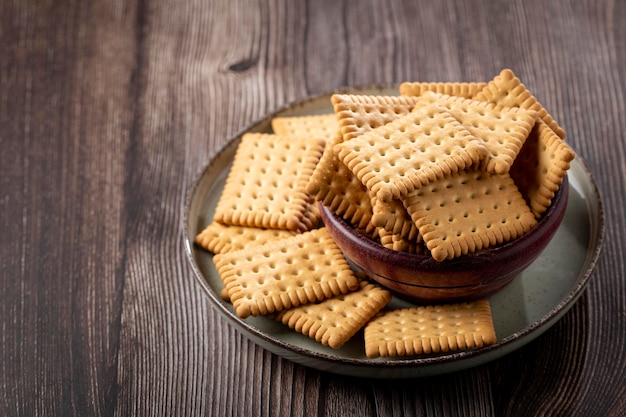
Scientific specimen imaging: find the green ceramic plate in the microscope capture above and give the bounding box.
[183,87,604,378]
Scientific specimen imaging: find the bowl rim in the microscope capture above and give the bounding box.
[318,175,570,278]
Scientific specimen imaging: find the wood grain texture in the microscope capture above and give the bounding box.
[0,0,624,416]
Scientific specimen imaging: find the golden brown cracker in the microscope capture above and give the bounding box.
[334,103,489,202]
[399,81,487,99]
[418,91,538,174]
[195,222,296,254]
[309,93,420,230]
[364,300,496,358]
[474,68,566,139]
[305,133,376,232]
[271,114,338,138]
[275,281,392,349]
[510,120,575,218]
[213,133,324,232]
[305,132,344,198]
[403,170,537,262]
[371,195,419,239]
[378,228,426,255]
[213,227,360,318]
[331,94,419,142]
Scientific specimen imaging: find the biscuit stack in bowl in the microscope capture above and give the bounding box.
[311,69,573,261]
[194,69,574,358]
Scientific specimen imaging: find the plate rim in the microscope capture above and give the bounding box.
[182,89,605,378]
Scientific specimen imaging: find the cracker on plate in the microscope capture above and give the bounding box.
[214,133,324,232]
[213,227,360,318]
[275,281,391,349]
[364,299,496,358]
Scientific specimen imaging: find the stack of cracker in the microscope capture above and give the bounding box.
[312,68,574,262]
[195,68,574,358]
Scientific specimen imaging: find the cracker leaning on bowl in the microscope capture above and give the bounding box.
[195,69,574,356]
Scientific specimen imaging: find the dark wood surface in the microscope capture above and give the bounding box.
[2,0,625,415]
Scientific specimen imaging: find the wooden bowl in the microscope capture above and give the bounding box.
[319,177,569,303]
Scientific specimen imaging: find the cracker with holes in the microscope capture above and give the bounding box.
[510,120,575,218]
[378,227,426,255]
[275,281,391,349]
[271,114,338,224]
[474,68,566,139]
[364,299,496,358]
[371,195,420,240]
[418,91,538,174]
[305,132,376,233]
[213,133,324,232]
[271,114,338,138]
[213,227,360,319]
[399,81,487,99]
[195,222,296,255]
[331,94,419,142]
[334,102,489,202]
[402,169,537,261]
[306,94,420,232]
[328,94,422,237]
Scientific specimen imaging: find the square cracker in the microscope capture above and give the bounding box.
[418,92,538,174]
[307,94,420,231]
[403,169,537,262]
[195,222,296,254]
[399,81,487,99]
[331,94,419,142]
[510,120,575,218]
[474,68,566,139]
[213,227,360,318]
[275,281,391,349]
[378,228,426,255]
[213,133,324,232]
[271,114,338,138]
[305,133,375,232]
[334,102,489,202]
[371,194,419,240]
[364,300,496,358]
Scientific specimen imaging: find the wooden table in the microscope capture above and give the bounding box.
[2,0,624,415]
